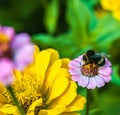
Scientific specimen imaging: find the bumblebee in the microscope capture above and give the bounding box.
[82,50,106,67]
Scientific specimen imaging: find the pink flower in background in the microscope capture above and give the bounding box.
[69,50,112,89]
[0,58,13,85]
[0,25,34,85]
[11,33,34,71]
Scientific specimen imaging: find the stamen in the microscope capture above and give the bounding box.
[81,64,98,77]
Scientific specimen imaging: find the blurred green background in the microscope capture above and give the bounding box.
[0,0,120,115]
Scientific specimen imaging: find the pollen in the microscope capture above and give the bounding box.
[81,64,98,77]
[0,33,9,43]
[1,73,45,113]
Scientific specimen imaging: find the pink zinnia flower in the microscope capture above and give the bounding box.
[69,50,112,89]
[0,25,34,85]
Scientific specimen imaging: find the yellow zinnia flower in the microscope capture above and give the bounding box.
[0,46,86,115]
[100,0,120,11]
[112,10,120,20]
[100,0,120,20]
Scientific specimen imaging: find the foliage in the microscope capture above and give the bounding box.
[0,0,120,114]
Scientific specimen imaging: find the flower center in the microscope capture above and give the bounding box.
[2,85,45,114]
[0,33,9,43]
[81,63,98,77]
[0,33,12,59]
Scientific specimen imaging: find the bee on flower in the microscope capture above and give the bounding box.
[69,50,112,89]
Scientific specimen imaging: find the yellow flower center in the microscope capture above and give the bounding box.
[2,73,45,114]
[0,32,11,58]
[0,32,9,43]
[13,74,44,112]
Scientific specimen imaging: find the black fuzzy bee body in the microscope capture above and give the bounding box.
[82,50,106,67]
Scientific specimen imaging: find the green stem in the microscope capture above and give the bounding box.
[7,86,25,115]
[86,89,90,115]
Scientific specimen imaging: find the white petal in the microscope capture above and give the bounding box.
[78,76,89,88]
[94,76,105,88]
[87,77,96,89]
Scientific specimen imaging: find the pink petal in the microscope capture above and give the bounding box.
[69,68,81,75]
[78,55,84,65]
[0,58,13,85]
[0,25,2,31]
[71,75,81,81]
[69,60,81,68]
[104,58,112,67]
[78,76,89,87]
[14,44,34,71]
[98,66,112,75]
[11,33,31,49]
[73,58,81,64]
[2,27,15,40]
[99,74,111,83]
[87,77,96,89]
[94,76,105,88]
[78,55,83,61]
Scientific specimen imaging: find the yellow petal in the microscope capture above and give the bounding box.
[33,45,40,59]
[0,85,8,107]
[26,112,34,115]
[0,93,8,107]
[61,112,80,115]
[0,111,6,115]
[40,51,60,92]
[35,50,51,87]
[61,58,70,70]
[50,81,77,107]
[27,98,43,114]
[13,69,22,82]
[0,83,5,91]
[35,50,50,76]
[112,10,120,20]
[39,105,66,115]
[0,104,18,114]
[45,59,62,85]
[46,48,59,65]
[41,60,62,93]
[65,95,86,112]
[61,58,71,79]
[100,0,120,11]
[47,76,69,103]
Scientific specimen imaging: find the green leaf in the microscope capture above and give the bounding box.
[90,108,105,115]
[92,14,120,50]
[32,32,94,59]
[66,0,92,39]
[98,84,120,115]
[32,33,78,58]
[44,0,59,34]
[111,65,120,86]
[32,34,55,48]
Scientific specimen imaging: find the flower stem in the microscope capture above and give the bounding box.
[7,86,25,115]
[86,89,90,115]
